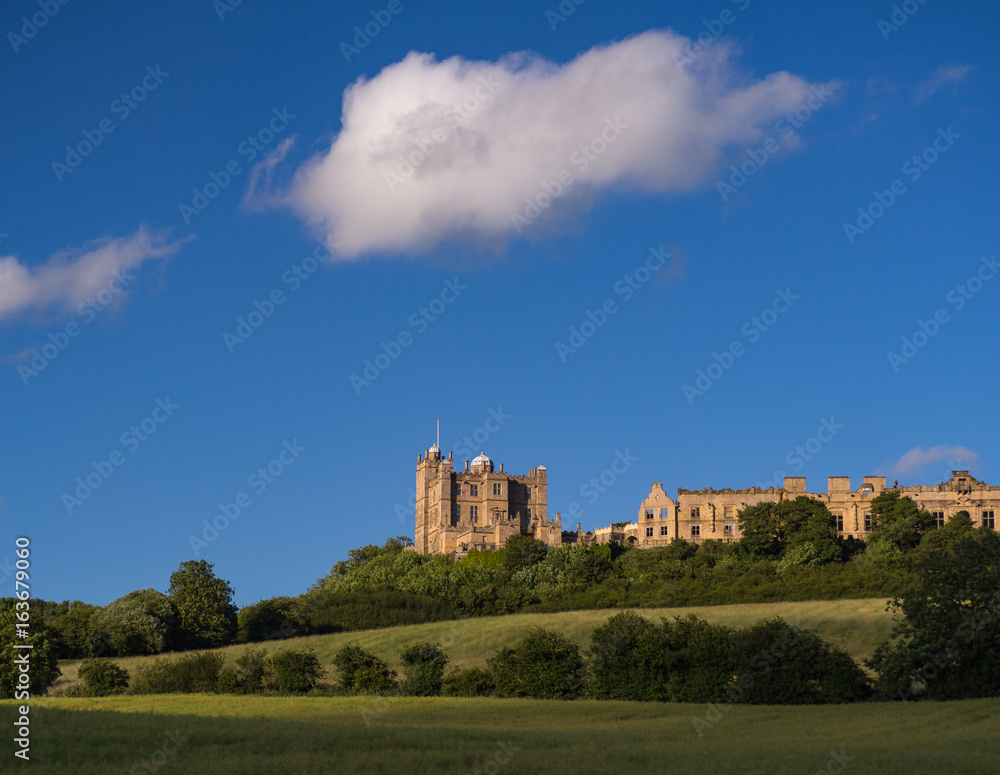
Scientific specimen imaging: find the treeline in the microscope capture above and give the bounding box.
[65,612,873,705]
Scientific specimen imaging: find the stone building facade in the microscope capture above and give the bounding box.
[413,444,561,557]
[413,439,998,556]
[632,470,999,547]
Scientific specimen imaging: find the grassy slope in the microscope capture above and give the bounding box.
[54,598,895,688]
[10,694,1000,774]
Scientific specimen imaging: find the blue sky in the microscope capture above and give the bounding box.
[1,0,997,607]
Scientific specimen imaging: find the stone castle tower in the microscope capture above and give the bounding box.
[414,436,561,557]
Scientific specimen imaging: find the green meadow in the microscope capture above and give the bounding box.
[53,597,895,688]
[10,694,1000,774]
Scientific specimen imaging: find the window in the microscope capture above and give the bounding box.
[646,526,654,537]
[723,524,734,536]
[493,482,502,496]
[983,510,995,529]
[691,525,701,537]
[455,504,461,520]
[470,505,478,522]
[526,487,532,500]
[526,508,532,520]
[864,513,872,531]
[660,507,669,519]
[469,484,478,496]
[691,507,700,519]
[932,511,945,528]
[645,509,654,520]
[834,512,844,532]
[660,525,669,536]
[724,505,734,519]
[452,483,460,496]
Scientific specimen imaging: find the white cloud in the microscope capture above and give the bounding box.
[283,30,835,258]
[913,63,973,104]
[878,445,979,479]
[0,226,184,323]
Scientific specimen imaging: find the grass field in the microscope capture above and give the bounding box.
[53,597,896,689]
[8,694,999,774]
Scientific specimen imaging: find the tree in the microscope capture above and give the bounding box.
[78,658,130,696]
[488,627,584,699]
[168,560,238,649]
[586,611,655,700]
[502,534,549,574]
[0,601,62,698]
[332,644,396,693]
[738,497,840,561]
[868,491,935,553]
[267,649,325,693]
[90,589,178,656]
[236,596,308,643]
[867,526,1000,701]
[400,642,449,696]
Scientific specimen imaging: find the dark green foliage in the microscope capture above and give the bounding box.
[488,628,585,699]
[231,647,268,693]
[331,645,396,694]
[169,560,238,649]
[0,600,62,698]
[728,618,871,704]
[586,611,655,700]
[267,649,325,693]
[400,642,449,696]
[737,497,841,562]
[502,534,549,573]
[867,526,1000,701]
[237,597,309,643]
[441,667,495,697]
[77,658,130,696]
[868,491,936,553]
[89,589,178,656]
[131,651,225,694]
[304,587,453,633]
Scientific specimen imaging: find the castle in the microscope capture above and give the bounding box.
[412,441,999,557]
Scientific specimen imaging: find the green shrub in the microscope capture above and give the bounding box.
[78,658,130,696]
[400,642,448,696]
[216,666,238,694]
[234,647,268,693]
[267,649,325,693]
[586,611,655,700]
[236,597,309,643]
[488,628,584,699]
[441,667,495,697]
[131,651,225,694]
[332,645,396,694]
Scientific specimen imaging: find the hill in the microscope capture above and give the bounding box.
[54,597,894,689]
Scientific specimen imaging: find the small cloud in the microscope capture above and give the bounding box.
[273,30,835,259]
[877,445,979,480]
[913,63,973,105]
[0,226,186,325]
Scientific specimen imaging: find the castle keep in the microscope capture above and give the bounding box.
[414,444,561,556]
[412,439,998,556]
